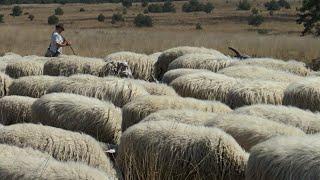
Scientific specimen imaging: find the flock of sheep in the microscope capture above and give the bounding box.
[0,46,320,179]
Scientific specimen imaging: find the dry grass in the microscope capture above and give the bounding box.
[0,2,318,62]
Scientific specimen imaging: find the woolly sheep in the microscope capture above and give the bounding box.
[117,121,249,180]
[32,93,122,144]
[98,61,133,78]
[204,114,305,151]
[0,144,112,180]
[47,75,149,107]
[162,68,211,84]
[227,79,287,108]
[283,77,320,111]
[0,52,22,63]
[0,73,11,97]
[218,65,303,83]
[230,58,310,76]
[105,51,156,81]
[234,104,320,134]
[122,95,231,131]
[246,135,320,180]
[9,75,63,98]
[154,46,228,80]
[44,56,105,76]
[142,109,216,125]
[0,96,36,125]
[5,60,45,78]
[148,52,162,61]
[167,53,233,72]
[170,72,239,103]
[0,123,117,176]
[130,79,177,96]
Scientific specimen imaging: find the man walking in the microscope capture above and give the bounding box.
[45,23,71,57]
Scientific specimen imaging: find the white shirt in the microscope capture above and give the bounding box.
[50,32,64,53]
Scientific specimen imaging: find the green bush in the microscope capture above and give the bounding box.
[148,4,163,13]
[237,0,251,10]
[134,13,152,27]
[0,14,4,23]
[297,0,320,36]
[143,9,149,14]
[142,0,148,7]
[12,6,22,16]
[111,13,124,24]
[122,0,132,8]
[163,1,176,12]
[55,7,64,15]
[79,8,85,12]
[122,8,127,14]
[24,12,29,15]
[203,2,214,13]
[196,23,202,30]
[248,12,264,26]
[278,0,290,9]
[48,15,59,25]
[97,13,105,22]
[251,8,259,14]
[28,14,34,21]
[264,0,281,11]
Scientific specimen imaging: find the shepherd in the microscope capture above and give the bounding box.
[45,23,72,57]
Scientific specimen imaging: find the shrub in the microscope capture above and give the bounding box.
[264,0,281,11]
[28,14,34,21]
[122,0,132,8]
[0,14,3,23]
[48,15,59,25]
[142,0,148,7]
[111,13,124,24]
[134,13,153,27]
[248,13,264,27]
[251,8,259,14]
[237,0,251,10]
[278,0,290,9]
[148,4,163,13]
[196,22,202,30]
[163,1,176,12]
[297,0,320,36]
[203,2,214,13]
[97,13,105,22]
[143,9,149,14]
[54,7,64,15]
[79,8,85,12]
[12,6,22,16]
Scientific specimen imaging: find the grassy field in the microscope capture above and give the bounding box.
[0,1,319,62]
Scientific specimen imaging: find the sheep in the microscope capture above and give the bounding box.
[246,135,320,180]
[43,56,106,76]
[9,75,63,98]
[218,65,303,83]
[32,93,122,144]
[47,75,149,107]
[227,79,287,108]
[105,51,156,81]
[162,68,211,84]
[0,96,36,125]
[117,121,249,180]
[148,52,162,61]
[154,46,228,80]
[234,104,320,134]
[0,73,12,97]
[170,72,239,103]
[167,53,233,72]
[122,95,232,131]
[0,144,112,180]
[229,58,310,76]
[0,52,22,63]
[0,123,118,176]
[204,114,305,152]
[99,61,133,78]
[5,60,46,78]
[283,77,320,112]
[129,79,177,96]
[142,109,217,125]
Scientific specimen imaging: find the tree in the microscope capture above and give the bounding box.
[55,7,64,15]
[278,0,290,9]
[97,13,105,22]
[163,1,176,12]
[248,9,264,26]
[28,14,34,21]
[237,0,251,10]
[111,13,124,24]
[122,0,132,8]
[297,0,320,36]
[12,6,22,16]
[264,0,281,11]
[142,0,148,7]
[203,2,214,13]
[148,4,163,13]
[134,13,153,27]
[196,22,202,30]
[0,14,4,23]
[48,15,59,25]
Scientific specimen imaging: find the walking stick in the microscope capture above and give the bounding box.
[69,45,76,55]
